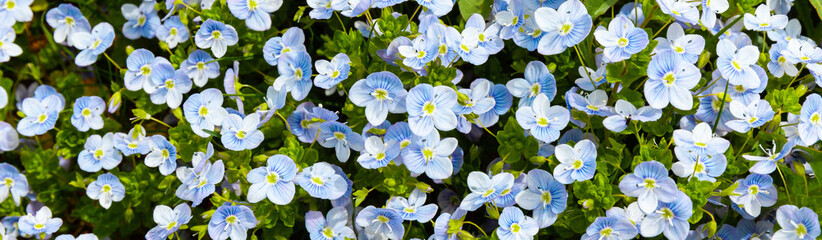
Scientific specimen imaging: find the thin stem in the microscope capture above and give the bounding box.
[788,63,806,86]
[181,2,202,14]
[102,52,123,71]
[476,118,497,137]
[409,5,422,23]
[276,112,292,133]
[776,165,793,203]
[711,80,731,132]
[700,208,716,222]
[309,128,322,148]
[573,45,596,88]
[650,19,673,39]
[335,12,348,34]
[152,118,172,128]
[464,221,488,237]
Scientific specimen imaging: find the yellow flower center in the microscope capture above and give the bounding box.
[417,50,427,58]
[376,152,386,160]
[542,191,552,204]
[65,16,75,25]
[572,159,583,169]
[422,148,434,160]
[311,176,324,185]
[748,185,760,195]
[166,221,177,230]
[141,65,152,76]
[663,73,676,85]
[377,215,389,223]
[236,130,247,139]
[169,28,178,36]
[37,114,48,123]
[94,149,104,159]
[266,172,279,184]
[695,142,707,147]
[4,178,13,187]
[197,62,206,70]
[600,227,613,237]
[560,23,573,35]
[643,178,656,188]
[617,37,629,47]
[537,117,550,127]
[82,108,92,117]
[165,79,175,89]
[161,149,169,159]
[295,68,303,79]
[731,61,741,70]
[373,89,388,100]
[812,113,821,124]
[331,70,340,78]
[510,223,521,233]
[199,106,208,117]
[211,30,222,39]
[674,46,684,53]
[423,102,436,115]
[225,215,237,224]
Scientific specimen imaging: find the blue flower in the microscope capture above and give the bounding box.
[582,216,638,240]
[227,0,281,31]
[701,0,729,28]
[387,188,438,222]
[774,205,821,240]
[145,135,177,176]
[339,0,372,17]
[296,162,347,199]
[768,41,799,77]
[0,163,27,206]
[183,88,229,137]
[246,154,296,205]
[86,173,125,209]
[263,27,306,66]
[459,171,514,211]
[0,122,19,152]
[423,24,458,66]
[799,93,822,145]
[716,39,761,89]
[221,112,264,151]
[17,206,62,237]
[568,90,614,117]
[70,22,115,66]
[403,133,458,180]
[617,2,644,24]
[355,206,404,240]
[55,233,98,240]
[674,122,731,158]
[506,61,557,107]
[497,207,538,240]
[314,53,351,89]
[644,52,699,110]
[515,93,570,143]
[0,0,32,27]
[399,36,438,69]
[603,99,662,132]
[208,204,257,240]
[672,147,726,182]
[618,161,679,214]
[737,219,774,240]
[553,139,597,184]
[513,17,544,51]
[157,16,189,49]
[594,16,649,62]
[147,63,192,109]
[433,210,466,240]
[78,133,122,172]
[195,19,239,58]
[726,99,775,133]
[449,27,490,65]
[744,4,788,31]
[638,191,692,240]
[273,51,313,101]
[657,0,699,24]
[318,121,364,162]
[454,79,496,118]
[415,0,452,16]
[477,83,513,127]
[121,2,160,39]
[70,96,105,132]
[307,0,341,19]
[357,136,401,169]
[743,140,795,174]
[114,127,151,156]
[406,84,458,136]
[574,65,608,91]
[534,0,592,55]
[653,23,705,64]
[350,71,408,126]
[124,49,160,91]
[181,50,221,87]
[45,4,90,47]
[784,39,822,64]
[730,174,777,217]
[515,169,567,228]
[175,157,225,206]
[17,94,62,136]
[145,203,192,240]
[305,207,356,240]
[287,103,339,143]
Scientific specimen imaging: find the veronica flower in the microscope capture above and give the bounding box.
[574,65,608,91]
[208,204,257,240]
[45,4,90,47]
[507,61,557,107]
[514,169,567,228]
[221,112,264,151]
[305,207,356,240]
[246,154,297,205]
[744,4,788,31]
[639,191,692,240]
[70,96,105,131]
[512,17,544,52]
[403,130,457,178]
[263,27,306,66]
[497,207,538,240]
[195,19,239,58]
[606,202,645,228]
[339,0,373,18]
[183,88,229,137]
[349,71,407,126]
[582,216,638,240]
[594,16,649,62]
[180,50,220,87]
[768,18,800,42]
[645,52,699,110]
[78,133,122,172]
[145,203,192,240]
[657,0,699,24]
[273,51,313,101]
[175,157,224,206]
[86,173,125,209]
[114,127,150,156]
[515,93,570,143]
[398,36,438,70]
[414,0,452,16]
[70,22,115,67]
[730,174,777,217]
[459,171,514,211]
[0,163,27,206]
[148,63,192,109]
[295,162,347,199]
[121,2,160,39]
[784,39,822,64]
[17,206,62,237]
[124,49,160,92]
[737,219,774,240]
[0,27,24,63]
[449,27,490,65]
[568,90,614,117]
[477,83,513,128]
[743,140,795,174]
[306,0,338,19]
[653,23,705,64]
[603,100,662,132]
[769,41,799,77]
[796,94,822,145]
[227,0,281,31]
[534,0,592,55]
[287,103,338,143]
[672,147,726,182]
[0,122,19,152]
[157,16,189,49]
[55,234,98,240]
[406,84,457,136]
[17,94,61,136]
[700,0,729,28]
[716,38,761,89]
[317,121,363,162]
[357,136,401,169]
[356,206,404,240]
[618,161,678,214]
[145,135,177,176]
[314,53,351,89]
[675,122,729,157]
[726,99,775,133]
[774,205,821,240]
[553,139,597,184]
[455,80,495,116]
[386,188,438,223]
[0,0,32,27]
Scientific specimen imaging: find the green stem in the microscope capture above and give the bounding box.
[102,52,123,71]
[464,221,488,237]
[776,165,793,204]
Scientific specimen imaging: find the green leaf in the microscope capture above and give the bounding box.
[584,0,619,19]
[458,0,494,21]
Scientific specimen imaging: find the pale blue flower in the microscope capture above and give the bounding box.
[55,233,98,240]
[425,23,459,66]
[157,16,189,49]
[70,22,115,67]
[574,65,608,91]
[638,191,692,240]
[295,162,347,200]
[387,188,438,222]
[605,202,645,228]
[716,39,761,89]
[181,50,220,87]
[403,133,458,180]
[594,16,649,62]
[221,112,264,151]
[512,18,544,51]
[121,2,160,39]
[305,207,356,240]
[415,0,452,16]
[493,0,525,39]
[246,154,297,204]
[17,94,61,136]
[582,216,638,240]
[477,83,513,128]
[768,41,800,77]
[114,127,150,156]
[356,206,404,239]
[768,18,800,43]
[0,121,19,152]
[406,84,458,136]
[195,19,238,58]
[208,204,257,240]
[227,0,281,31]
[307,0,341,19]
[339,0,373,18]
[506,61,557,107]
[657,0,699,24]
[672,147,727,182]
[701,0,729,28]
[466,14,503,54]
[149,63,192,109]
[273,51,313,101]
[515,169,567,228]
[86,173,125,209]
[145,203,192,240]
[645,52,699,110]
[0,163,27,206]
[448,26,490,65]
[175,157,224,206]
[314,53,351,89]
[603,100,662,132]
[618,161,679,214]
[183,88,229,137]
[784,38,822,64]
[287,103,338,143]
[70,96,105,132]
[78,133,122,172]
[399,36,438,70]
[726,99,775,133]
[459,171,514,211]
[653,23,705,64]
[45,4,90,47]
[145,135,177,176]
[568,90,614,117]
[744,4,788,31]
[17,206,62,237]
[318,121,364,162]
[432,210,466,240]
[357,136,401,169]
[737,219,774,240]
[515,93,569,143]
[553,139,597,184]
[730,174,777,217]
[454,79,496,117]
[124,49,162,91]
[743,140,795,174]
[774,205,820,240]
[0,0,32,27]
[349,71,407,126]
[263,27,306,66]
[617,2,644,24]
[534,0,592,55]
[497,207,538,240]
